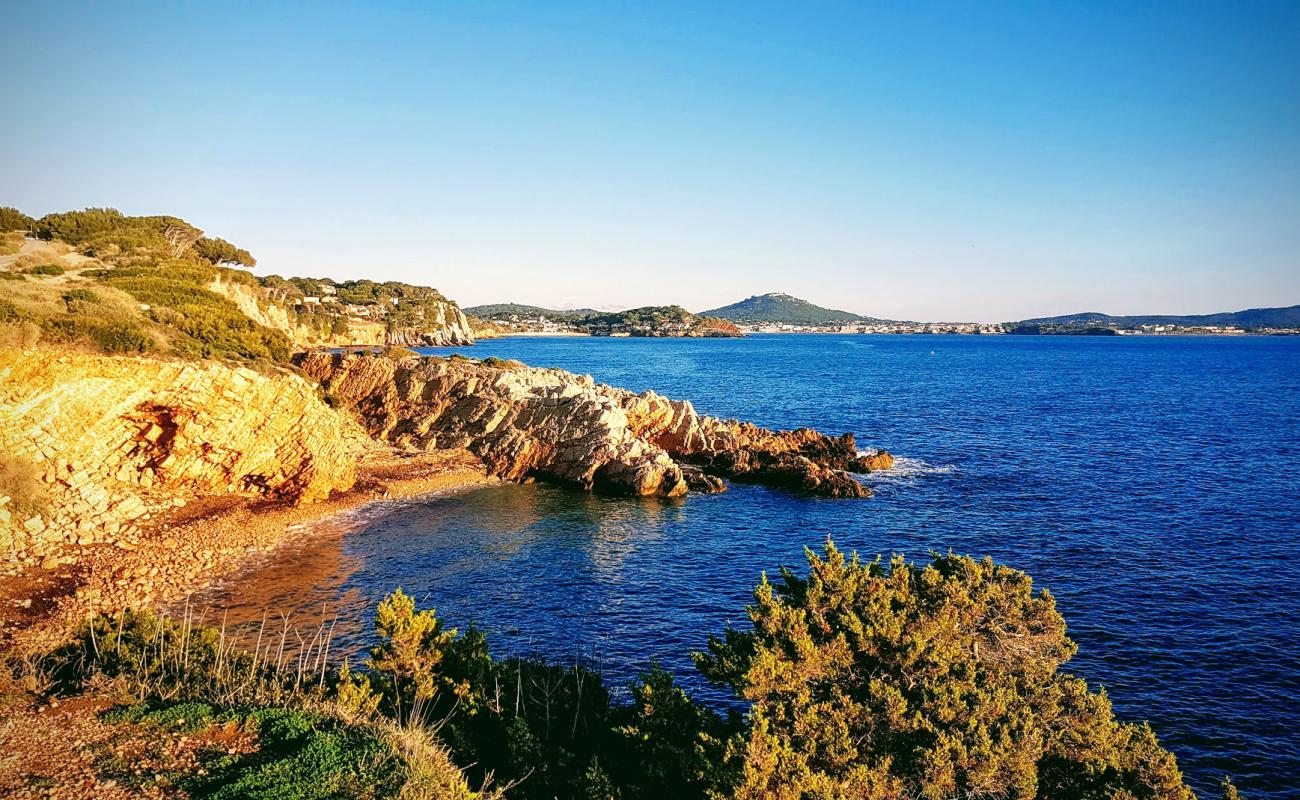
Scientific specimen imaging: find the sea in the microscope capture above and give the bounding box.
[191,334,1300,798]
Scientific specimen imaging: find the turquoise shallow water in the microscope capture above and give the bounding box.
[198,334,1300,797]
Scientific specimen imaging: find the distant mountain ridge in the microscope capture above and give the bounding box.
[1016,305,1300,329]
[700,293,875,324]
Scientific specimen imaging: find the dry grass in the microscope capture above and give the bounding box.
[0,270,172,353]
[0,232,24,256]
[373,716,508,800]
[0,452,49,519]
[0,239,71,271]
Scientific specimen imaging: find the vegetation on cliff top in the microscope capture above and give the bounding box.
[468,303,741,336]
[465,302,602,321]
[575,305,741,337]
[0,206,470,362]
[0,207,288,361]
[19,541,1214,799]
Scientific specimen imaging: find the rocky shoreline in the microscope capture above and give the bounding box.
[297,350,892,499]
[0,344,891,650]
[0,448,493,652]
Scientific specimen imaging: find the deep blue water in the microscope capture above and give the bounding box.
[201,335,1300,798]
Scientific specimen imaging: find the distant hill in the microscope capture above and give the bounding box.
[578,305,741,337]
[700,293,874,325]
[465,303,600,323]
[1016,305,1300,329]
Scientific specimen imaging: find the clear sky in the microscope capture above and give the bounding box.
[3,2,1298,321]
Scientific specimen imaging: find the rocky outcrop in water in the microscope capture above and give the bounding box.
[296,351,891,499]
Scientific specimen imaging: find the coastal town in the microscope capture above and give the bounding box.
[470,308,1298,337]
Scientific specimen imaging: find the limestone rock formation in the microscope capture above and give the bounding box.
[296,352,891,499]
[0,348,365,567]
[208,277,475,348]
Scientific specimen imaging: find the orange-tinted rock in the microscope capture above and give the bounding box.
[296,351,886,499]
[0,347,365,563]
[857,450,895,471]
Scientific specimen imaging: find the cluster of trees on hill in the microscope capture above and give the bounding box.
[0,206,35,232]
[9,207,256,267]
[465,302,602,322]
[1,205,477,359]
[258,274,463,337]
[45,542,1221,799]
[471,303,739,337]
[0,206,290,361]
[575,305,740,336]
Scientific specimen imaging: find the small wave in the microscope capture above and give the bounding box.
[856,452,956,486]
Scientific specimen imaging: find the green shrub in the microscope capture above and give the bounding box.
[91,323,152,353]
[28,263,65,276]
[695,542,1196,800]
[42,549,1201,800]
[62,288,99,313]
[362,592,731,800]
[34,208,203,258]
[0,270,25,281]
[101,703,401,800]
[99,266,290,362]
[0,298,22,323]
[39,318,152,354]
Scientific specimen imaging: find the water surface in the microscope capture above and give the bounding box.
[195,334,1300,798]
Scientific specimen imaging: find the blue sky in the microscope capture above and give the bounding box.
[3,1,1297,320]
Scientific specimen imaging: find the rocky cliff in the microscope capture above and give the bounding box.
[0,348,365,571]
[296,351,891,499]
[208,277,475,348]
[382,300,476,347]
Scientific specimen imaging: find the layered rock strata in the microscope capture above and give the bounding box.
[296,351,891,499]
[0,348,365,570]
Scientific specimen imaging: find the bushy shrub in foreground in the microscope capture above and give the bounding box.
[696,543,1196,800]
[41,543,1214,799]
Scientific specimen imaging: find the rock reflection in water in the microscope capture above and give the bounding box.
[182,483,686,670]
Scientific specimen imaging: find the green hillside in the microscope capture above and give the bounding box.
[0,206,469,361]
[465,303,599,322]
[700,292,874,324]
[1017,306,1300,329]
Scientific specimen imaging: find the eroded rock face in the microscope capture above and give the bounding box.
[385,303,477,347]
[208,278,475,348]
[0,348,366,566]
[296,352,891,499]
